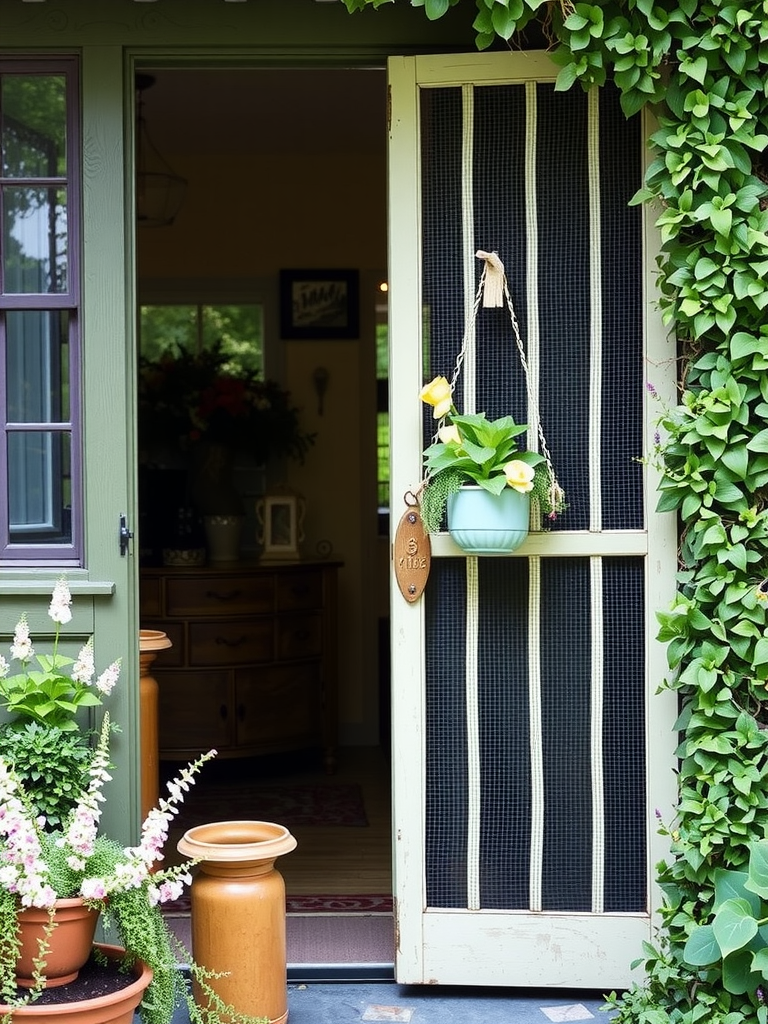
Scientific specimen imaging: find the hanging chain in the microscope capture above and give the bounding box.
[421,250,564,516]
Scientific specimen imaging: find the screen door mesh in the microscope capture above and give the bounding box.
[421,81,647,914]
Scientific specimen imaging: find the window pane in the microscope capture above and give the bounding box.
[202,305,264,376]
[1,75,66,178]
[6,310,69,422]
[8,430,72,544]
[2,185,67,293]
[140,303,265,379]
[139,305,197,360]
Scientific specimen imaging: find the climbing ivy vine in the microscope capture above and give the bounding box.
[344,1,768,1021]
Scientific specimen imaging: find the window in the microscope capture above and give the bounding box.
[0,58,81,562]
[139,303,264,376]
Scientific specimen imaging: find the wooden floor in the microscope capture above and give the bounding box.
[166,745,393,896]
[280,745,392,895]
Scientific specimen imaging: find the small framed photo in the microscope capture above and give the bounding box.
[280,268,359,340]
[257,494,302,561]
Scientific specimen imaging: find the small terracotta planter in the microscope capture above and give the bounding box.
[1,943,152,1023]
[177,820,297,1024]
[15,897,100,988]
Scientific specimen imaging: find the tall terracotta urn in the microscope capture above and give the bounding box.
[138,629,172,823]
[177,820,297,1024]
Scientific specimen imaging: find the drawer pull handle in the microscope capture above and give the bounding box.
[237,704,246,721]
[292,630,311,643]
[215,635,247,648]
[206,589,242,602]
[220,704,228,720]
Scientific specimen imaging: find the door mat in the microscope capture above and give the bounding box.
[286,894,394,914]
[164,911,395,965]
[173,782,368,831]
[161,893,393,915]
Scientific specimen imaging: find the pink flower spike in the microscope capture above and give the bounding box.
[96,660,121,696]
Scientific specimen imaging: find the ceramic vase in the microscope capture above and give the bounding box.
[204,514,245,561]
[1,944,152,1023]
[177,820,297,1024]
[447,485,530,555]
[14,898,100,989]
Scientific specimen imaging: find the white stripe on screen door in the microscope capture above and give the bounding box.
[587,89,606,912]
[465,556,481,910]
[461,85,481,911]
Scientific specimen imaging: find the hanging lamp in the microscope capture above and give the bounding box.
[136,73,187,227]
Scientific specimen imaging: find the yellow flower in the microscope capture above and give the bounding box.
[503,460,535,493]
[419,376,453,419]
[438,424,461,445]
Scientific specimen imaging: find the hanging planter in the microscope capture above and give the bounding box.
[447,485,530,555]
[416,250,566,557]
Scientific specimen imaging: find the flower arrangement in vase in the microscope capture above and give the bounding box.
[0,578,267,1024]
[138,341,315,467]
[419,375,566,552]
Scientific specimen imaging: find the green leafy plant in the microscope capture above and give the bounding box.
[683,838,768,1006]
[418,374,564,532]
[0,723,93,829]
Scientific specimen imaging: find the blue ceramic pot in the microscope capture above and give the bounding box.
[447,485,530,555]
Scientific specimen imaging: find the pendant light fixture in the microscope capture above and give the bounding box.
[136,73,187,227]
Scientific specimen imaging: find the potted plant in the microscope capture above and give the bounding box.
[419,375,566,554]
[0,579,268,1024]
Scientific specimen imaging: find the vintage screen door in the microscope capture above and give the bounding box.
[387,51,678,988]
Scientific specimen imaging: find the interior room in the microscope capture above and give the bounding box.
[135,66,392,906]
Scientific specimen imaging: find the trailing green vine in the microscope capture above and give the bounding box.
[344,1,768,1020]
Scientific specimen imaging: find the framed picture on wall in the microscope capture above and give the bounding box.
[280,268,359,340]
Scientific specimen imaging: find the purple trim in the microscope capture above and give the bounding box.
[0,56,82,563]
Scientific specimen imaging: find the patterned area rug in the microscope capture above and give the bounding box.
[162,893,394,915]
[173,782,368,830]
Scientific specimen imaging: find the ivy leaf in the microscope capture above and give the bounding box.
[713,898,758,957]
[746,840,768,898]
[683,923,720,965]
[752,638,768,667]
[680,55,709,84]
[747,429,768,453]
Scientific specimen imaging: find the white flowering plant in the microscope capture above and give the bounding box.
[419,375,566,534]
[0,578,122,828]
[0,581,266,1024]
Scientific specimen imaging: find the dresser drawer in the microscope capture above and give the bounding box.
[140,577,162,618]
[158,670,233,753]
[276,612,322,659]
[275,571,322,611]
[189,620,273,666]
[166,575,274,617]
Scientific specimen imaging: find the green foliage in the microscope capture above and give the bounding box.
[0,722,93,828]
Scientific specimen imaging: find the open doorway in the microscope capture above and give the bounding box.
[134,66,392,921]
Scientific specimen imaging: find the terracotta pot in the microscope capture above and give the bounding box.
[1,943,152,1023]
[15,898,100,989]
[177,820,297,1024]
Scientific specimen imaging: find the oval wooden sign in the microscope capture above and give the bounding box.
[393,502,431,603]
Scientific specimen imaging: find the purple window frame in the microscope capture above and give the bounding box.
[0,56,82,565]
